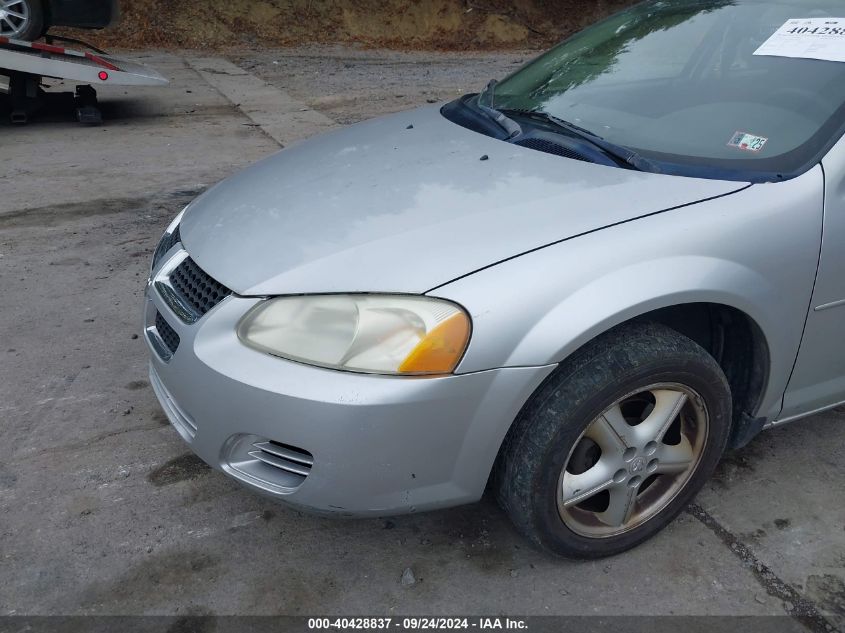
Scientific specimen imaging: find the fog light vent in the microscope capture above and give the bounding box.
[223,435,314,494]
[249,441,313,478]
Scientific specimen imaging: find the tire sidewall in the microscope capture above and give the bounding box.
[522,343,731,558]
[11,0,44,41]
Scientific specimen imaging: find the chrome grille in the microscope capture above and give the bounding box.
[160,225,181,256]
[152,226,181,270]
[167,257,232,321]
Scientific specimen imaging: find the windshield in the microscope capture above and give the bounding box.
[479,0,845,180]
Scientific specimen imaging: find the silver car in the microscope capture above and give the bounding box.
[145,0,845,558]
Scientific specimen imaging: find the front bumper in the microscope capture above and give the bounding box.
[144,279,555,517]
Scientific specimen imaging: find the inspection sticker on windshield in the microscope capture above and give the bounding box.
[728,131,768,153]
[754,18,845,63]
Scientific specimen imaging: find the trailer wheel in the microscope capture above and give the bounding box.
[0,0,44,41]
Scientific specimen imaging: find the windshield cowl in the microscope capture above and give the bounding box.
[500,108,661,174]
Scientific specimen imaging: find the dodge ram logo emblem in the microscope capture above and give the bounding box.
[631,457,646,473]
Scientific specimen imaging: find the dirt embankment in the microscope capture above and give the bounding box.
[54,0,637,50]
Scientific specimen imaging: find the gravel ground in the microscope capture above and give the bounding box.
[231,46,531,124]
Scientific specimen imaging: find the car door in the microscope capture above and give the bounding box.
[780,136,845,421]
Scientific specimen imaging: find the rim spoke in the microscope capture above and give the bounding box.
[598,484,638,527]
[559,382,707,537]
[560,459,615,508]
[653,435,695,475]
[635,389,687,444]
[586,404,631,453]
[6,10,23,18]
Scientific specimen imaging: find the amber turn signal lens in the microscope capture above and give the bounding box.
[398,312,471,374]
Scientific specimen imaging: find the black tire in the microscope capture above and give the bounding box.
[495,321,732,558]
[1,0,44,41]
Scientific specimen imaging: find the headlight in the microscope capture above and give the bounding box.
[151,208,186,271]
[237,295,471,376]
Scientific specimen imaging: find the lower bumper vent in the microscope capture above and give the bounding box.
[223,435,314,494]
[248,441,313,478]
[155,311,180,355]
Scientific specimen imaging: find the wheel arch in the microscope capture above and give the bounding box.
[487,303,771,500]
[477,256,788,422]
[445,240,815,500]
[630,302,770,432]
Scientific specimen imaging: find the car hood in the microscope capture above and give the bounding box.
[180,105,746,295]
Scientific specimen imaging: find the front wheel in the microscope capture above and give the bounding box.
[496,321,732,558]
[0,0,44,41]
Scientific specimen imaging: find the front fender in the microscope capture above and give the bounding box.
[513,255,776,366]
[436,167,823,422]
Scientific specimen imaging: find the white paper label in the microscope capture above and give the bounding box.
[727,131,768,153]
[754,18,845,63]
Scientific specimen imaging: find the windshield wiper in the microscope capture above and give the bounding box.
[501,109,658,173]
[476,80,521,139]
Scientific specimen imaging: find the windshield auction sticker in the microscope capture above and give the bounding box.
[754,18,845,62]
[728,131,768,153]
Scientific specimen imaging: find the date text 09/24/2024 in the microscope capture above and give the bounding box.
[307,618,528,630]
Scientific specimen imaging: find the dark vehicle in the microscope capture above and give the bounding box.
[0,0,118,41]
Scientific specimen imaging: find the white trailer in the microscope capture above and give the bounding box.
[0,35,168,124]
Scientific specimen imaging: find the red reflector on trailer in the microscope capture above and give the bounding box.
[98,71,109,81]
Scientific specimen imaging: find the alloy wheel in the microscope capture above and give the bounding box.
[557,383,709,538]
[0,0,31,38]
